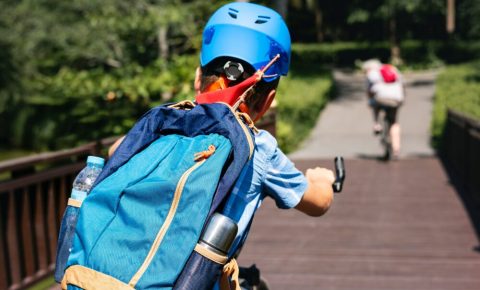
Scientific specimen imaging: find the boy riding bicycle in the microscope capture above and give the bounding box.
[109,2,335,288]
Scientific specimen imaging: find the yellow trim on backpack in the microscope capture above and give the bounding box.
[128,158,207,287]
[235,111,254,159]
[220,104,254,159]
[67,198,82,208]
[61,265,134,290]
[209,102,255,159]
[168,100,196,110]
[194,243,228,265]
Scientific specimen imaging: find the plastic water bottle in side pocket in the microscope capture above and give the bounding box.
[54,156,104,282]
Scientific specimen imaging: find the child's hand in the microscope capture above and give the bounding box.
[296,167,335,217]
[306,167,335,186]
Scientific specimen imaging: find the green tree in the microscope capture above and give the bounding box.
[347,0,445,64]
[458,0,480,40]
[0,0,227,151]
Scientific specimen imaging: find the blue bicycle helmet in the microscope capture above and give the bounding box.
[200,2,291,82]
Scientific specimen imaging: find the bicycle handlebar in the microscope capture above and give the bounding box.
[332,156,345,193]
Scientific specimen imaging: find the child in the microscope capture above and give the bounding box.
[362,59,405,158]
[195,2,334,259]
[109,0,335,267]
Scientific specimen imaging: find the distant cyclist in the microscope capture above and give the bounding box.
[362,59,405,159]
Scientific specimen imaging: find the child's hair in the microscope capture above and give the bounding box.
[200,57,279,115]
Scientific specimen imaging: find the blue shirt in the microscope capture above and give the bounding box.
[221,129,308,256]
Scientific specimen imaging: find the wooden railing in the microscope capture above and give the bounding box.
[442,109,480,203]
[0,138,116,290]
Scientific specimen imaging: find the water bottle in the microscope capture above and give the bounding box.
[173,213,237,290]
[54,156,105,282]
[198,213,238,256]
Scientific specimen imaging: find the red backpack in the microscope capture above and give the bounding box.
[380,64,398,83]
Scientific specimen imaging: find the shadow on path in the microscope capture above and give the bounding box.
[440,155,480,251]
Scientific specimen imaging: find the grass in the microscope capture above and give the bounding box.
[275,63,333,153]
[27,276,56,290]
[432,60,480,147]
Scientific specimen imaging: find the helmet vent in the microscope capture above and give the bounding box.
[255,15,271,24]
[228,8,238,19]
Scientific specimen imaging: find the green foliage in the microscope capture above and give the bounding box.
[276,67,333,153]
[432,61,480,147]
[459,0,480,40]
[292,41,480,69]
[288,0,449,43]
[3,0,478,155]
[292,42,391,67]
[0,0,225,151]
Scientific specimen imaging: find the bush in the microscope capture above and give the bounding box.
[0,0,219,152]
[292,42,390,68]
[0,55,198,151]
[432,61,480,147]
[292,40,480,69]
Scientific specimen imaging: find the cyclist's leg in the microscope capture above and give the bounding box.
[386,107,400,157]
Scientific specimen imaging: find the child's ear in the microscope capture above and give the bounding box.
[253,89,276,122]
[194,67,202,94]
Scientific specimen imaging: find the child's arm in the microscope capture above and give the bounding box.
[295,167,334,217]
[108,136,125,157]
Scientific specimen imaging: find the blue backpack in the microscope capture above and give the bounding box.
[61,101,254,289]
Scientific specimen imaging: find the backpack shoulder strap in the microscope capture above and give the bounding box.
[94,102,254,214]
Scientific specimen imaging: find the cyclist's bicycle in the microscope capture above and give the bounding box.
[373,102,399,161]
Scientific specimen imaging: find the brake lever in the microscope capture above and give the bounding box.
[332,156,345,193]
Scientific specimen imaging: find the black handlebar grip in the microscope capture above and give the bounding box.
[332,156,345,193]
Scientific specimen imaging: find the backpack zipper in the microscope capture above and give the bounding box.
[128,149,212,287]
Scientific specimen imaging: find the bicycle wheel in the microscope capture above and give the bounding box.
[381,114,392,160]
[240,276,270,290]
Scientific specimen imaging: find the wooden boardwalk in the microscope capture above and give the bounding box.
[238,158,480,290]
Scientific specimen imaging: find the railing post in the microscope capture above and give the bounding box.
[0,199,10,290]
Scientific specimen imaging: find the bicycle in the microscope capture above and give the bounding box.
[238,157,346,290]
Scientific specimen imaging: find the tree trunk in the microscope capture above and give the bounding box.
[446,0,455,34]
[273,0,288,19]
[158,26,169,60]
[389,15,402,65]
[313,1,324,42]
